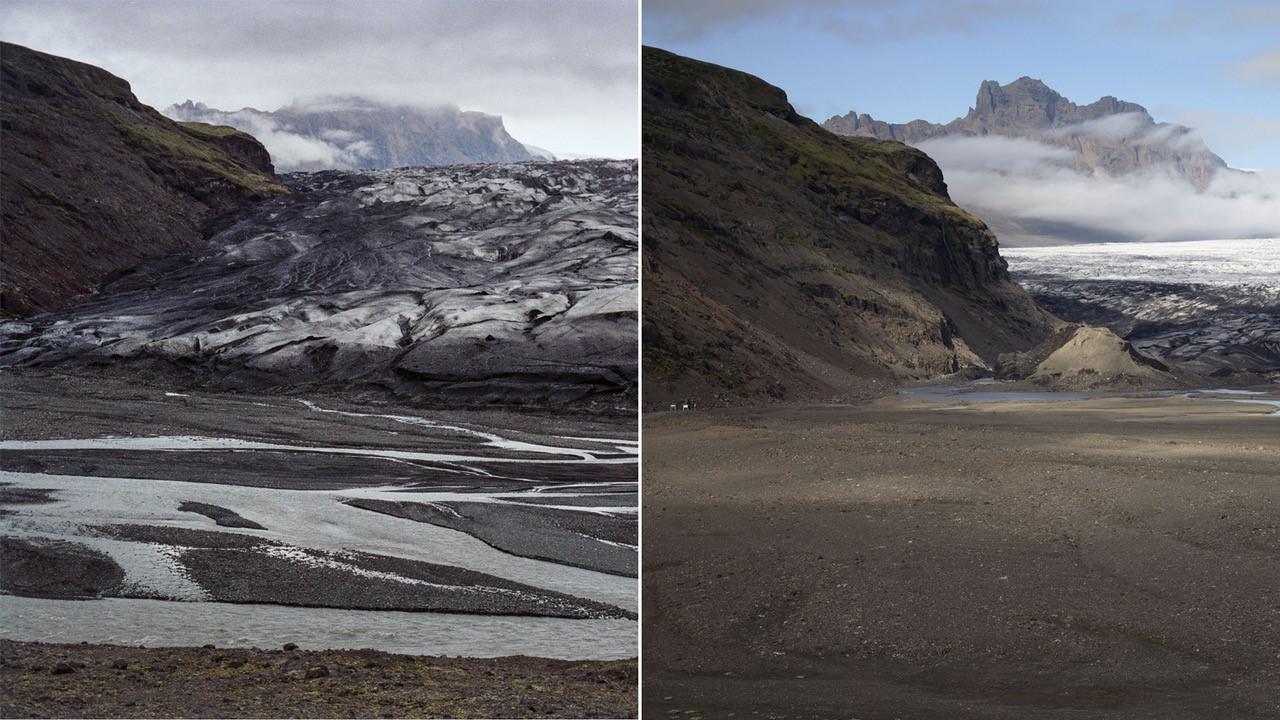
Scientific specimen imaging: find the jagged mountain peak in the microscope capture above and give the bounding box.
[966,76,1151,128]
[984,75,1056,98]
[822,76,1222,190]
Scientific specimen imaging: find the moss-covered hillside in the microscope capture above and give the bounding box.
[642,47,1055,405]
[0,42,286,316]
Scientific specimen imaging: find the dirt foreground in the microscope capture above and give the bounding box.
[0,640,635,718]
[643,393,1280,719]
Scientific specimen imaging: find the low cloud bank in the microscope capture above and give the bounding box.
[917,134,1280,246]
[1044,112,1206,154]
[171,106,375,171]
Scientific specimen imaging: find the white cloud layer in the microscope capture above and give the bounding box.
[206,109,376,170]
[918,134,1280,246]
[0,0,637,158]
[644,0,1043,42]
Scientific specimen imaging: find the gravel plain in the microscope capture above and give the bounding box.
[643,391,1280,719]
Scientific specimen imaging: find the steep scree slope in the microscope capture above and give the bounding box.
[642,48,1054,405]
[0,42,286,317]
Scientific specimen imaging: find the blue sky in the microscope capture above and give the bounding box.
[645,0,1280,170]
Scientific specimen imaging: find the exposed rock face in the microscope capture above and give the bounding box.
[166,97,533,172]
[823,76,1227,189]
[996,324,1184,389]
[0,161,637,409]
[642,47,1054,405]
[0,42,286,318]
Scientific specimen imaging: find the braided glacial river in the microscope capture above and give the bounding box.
[0,393,637,660]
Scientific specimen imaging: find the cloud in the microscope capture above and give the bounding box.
[252,124,375,171]
[1173,110,1280,165]
[1046,113,1150,141]
[1231,49,1280,83]
[645,0,837,39]
[645,0,1043,42]
[169,106,377,170]
[1109,2,1280,35]
[1042,113,1211,156]
[916,134,1280,246]
[919,134,1074,175]
[318,129,362,144]
[0,0,637,158]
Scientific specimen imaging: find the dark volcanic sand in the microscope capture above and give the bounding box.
[177,544,631,619]
[3,527,629,618]
[0,537,125,599]
[347,499,638,577]
[0,640,636,718]
[512,493,638,507]
[0,371,633,450]
[178,501,265,529]
[0,372,638,494]
[0,486,57,506]
[643,395,1280,719]
[60,525,632,618]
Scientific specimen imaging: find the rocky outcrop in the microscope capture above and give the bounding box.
[0,42,286,317]
[0,161,638,409]
[996,324,1185,389]
[166,97,533,172]
[642,48,1054,405]
[823,76,1227,189]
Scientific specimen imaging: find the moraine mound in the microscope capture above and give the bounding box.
[997,324,1192,390]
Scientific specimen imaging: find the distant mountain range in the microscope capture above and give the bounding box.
[823,77,1227,190]
[165,97,536,172]
[819,78,1280,246]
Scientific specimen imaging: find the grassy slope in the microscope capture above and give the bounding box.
[0,42,286,316]
[642,47,1052,404]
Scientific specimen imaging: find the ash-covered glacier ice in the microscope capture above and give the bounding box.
[0,160,637,407]
[1004,239,1280,379]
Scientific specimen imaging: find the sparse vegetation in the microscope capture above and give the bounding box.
[641,46,1052,405]
[110,116,287,198]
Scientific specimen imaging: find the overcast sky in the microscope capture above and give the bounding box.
[646,0,1280,170]
[1,0,638,159]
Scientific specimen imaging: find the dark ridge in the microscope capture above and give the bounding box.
[0,42,286,317]
[641,47,1054,406]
